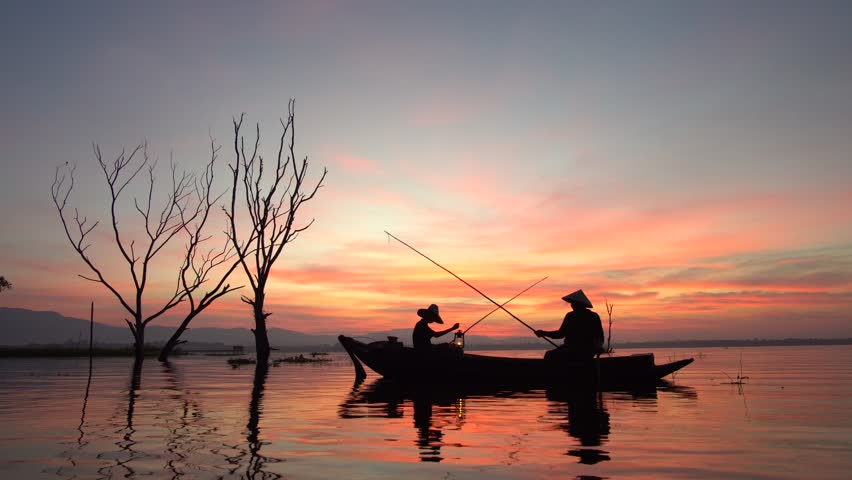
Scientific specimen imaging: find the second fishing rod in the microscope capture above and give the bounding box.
[385,231,558,348]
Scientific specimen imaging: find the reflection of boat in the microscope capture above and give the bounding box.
[339,378,622,464]
[339,335,693,388]
[339,378,478,462]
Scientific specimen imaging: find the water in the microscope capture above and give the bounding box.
[1,346,851,479]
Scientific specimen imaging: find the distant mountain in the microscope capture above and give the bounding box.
[0,307,338,348]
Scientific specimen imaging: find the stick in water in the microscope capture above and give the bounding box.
[384,231,558,348]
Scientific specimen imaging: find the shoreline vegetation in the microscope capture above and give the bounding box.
[1,337,851,357]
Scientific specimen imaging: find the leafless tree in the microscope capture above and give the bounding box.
[51,143,203,362]
[605,297,615,353]
[227,100,327,364]
[0,276,11,293]
[158,139,248,362]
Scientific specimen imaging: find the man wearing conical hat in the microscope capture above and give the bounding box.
[412,304,460,352]
[535,290,605,361]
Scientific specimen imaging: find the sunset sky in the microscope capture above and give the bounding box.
[1,1,850,343]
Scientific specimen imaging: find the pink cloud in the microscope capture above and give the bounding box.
[331,153,379,173]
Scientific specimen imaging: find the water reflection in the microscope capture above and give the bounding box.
[340,377,699,466]
[158,360,282,479]
[159,360,225,478]
[77,352,94,446]
[657,380,699,400]
[16,347,852,479]
[244,362,282,480]
[546,388,612,464]
[95,358,144,478]
[54,353,96,477]
[48,359,288,479]
[341,379,540,463]
[411,388,468,462]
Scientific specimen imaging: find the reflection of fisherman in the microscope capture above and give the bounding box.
[413,394,443,462]
[535,290,604,361]
[412,304,460,352]
[546,388,611,464]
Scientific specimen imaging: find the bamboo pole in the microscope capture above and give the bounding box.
[385,231,558,348]
[464,276,548,334]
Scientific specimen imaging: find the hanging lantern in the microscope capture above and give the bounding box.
[453,330,465,349]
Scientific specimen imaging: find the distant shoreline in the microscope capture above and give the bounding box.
[1,337,851,357]
[608,338,852,349]
[468,338,852,350]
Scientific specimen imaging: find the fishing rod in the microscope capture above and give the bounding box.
[464,276,548,334]
[384,231,558,348]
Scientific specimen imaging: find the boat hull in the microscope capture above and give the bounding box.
[338,335,693,388]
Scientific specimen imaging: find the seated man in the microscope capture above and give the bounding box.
[412,304,460,352]
[535,289,604,362]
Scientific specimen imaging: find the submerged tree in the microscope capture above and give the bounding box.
[51,143,205,362]
[227,100,327,364]
[0,276,11,293]
[158,139,248,362]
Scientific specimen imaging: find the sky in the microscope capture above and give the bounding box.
[1,1,851,343]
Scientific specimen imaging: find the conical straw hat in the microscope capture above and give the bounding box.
[561,289,593,308]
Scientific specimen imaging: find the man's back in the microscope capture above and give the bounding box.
[560,309,604,356]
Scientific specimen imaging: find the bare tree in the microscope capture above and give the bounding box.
[51,143,203,362]
[227,100,327,364]
[605,297,615,353]
[0,276,11,293]
[158,139,247,362]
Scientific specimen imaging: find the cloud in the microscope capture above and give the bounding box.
[330,153,379,174]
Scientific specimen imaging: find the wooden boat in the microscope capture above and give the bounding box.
[338,335,693,388]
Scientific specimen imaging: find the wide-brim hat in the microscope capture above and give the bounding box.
[417,303,443,323]
[561,289,593,308]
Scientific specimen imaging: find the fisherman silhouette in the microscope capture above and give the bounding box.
[535,290,604,362]
[412,304,460,352]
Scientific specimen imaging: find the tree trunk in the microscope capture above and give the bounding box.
[158,313,197,362]
[253,318,271,364]
[133,322,146,364]
[253,327,271,363]
[158,332,183,363]
[252,293,271,364]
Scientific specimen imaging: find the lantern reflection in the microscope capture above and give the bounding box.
[455,398,466,425]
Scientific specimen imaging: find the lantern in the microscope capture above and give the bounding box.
[453,330,465,349]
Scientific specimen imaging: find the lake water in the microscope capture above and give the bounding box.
[1,346,850,479]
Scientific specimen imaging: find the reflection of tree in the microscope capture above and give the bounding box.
[546,388,611,465]
[78,348,94,446]
[162,361,189,479]
[156,362,263,479]
[159,361,225,478]
[53,350,95,478]
[96,359,143,478]
[244,362,282,480]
